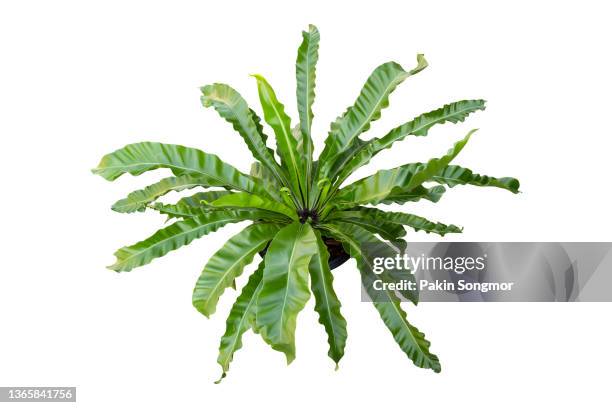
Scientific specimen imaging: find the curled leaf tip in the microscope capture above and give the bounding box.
[308,24,318,31]
[214,371,227,384]
[106,264,121,273]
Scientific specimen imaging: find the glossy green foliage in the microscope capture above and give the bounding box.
[256,222,318,362]
[309,229,347,364]
[193,223,281,317]
[216,261,265,382]
[93,25,519,380]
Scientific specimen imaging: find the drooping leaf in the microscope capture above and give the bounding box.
[296,24,320,198]
[216,260,265,381]
[330,100,486,186]
[252,75,305,204]
[210,192,297,221]
[309,229,347,365]
[108,210,261,272]
[255,222,318,362]
[362,277,441,372]
[150,191,233,219]
[431,165,520,193]
[193,223,281,317]
[320,222,440,372]
[335,207,462,236]
[200,83,285,185]
[91,142,270,197]
[333,130,475,206]
[317,55,428,179]
[111,175,212,213]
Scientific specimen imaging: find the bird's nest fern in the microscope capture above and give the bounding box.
[93,24,519,381]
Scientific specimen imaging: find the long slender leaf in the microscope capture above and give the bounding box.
[92,142,269,197]
[193,223,280,317]
[320,222,440,372]
[108,210,259,272]
[431,165,520,193]
[335,207,462,236]
[328,214,407,241]
[150,191,233,219]
[252,75,305,204]
[200,83,285,185]
[111,175,211,213]
[216,261,265,381]
[381,185,446,205]
[296,24,320,199]
[331,100,486,186]
[333,130,474,206]
[330,185,446,212]
[309,229,347,365]
[255,222,318,362]
[210,192,297,220]
[317,55,428,179]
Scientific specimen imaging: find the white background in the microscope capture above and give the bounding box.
[1,0,611,406]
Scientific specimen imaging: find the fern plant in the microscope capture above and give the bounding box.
[93,24,519,380]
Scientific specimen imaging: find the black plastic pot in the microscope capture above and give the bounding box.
[259,237,350,270]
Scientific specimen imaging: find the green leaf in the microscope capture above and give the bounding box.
[216,260,265,380]
[210,192,297,220]
[92,142,269,197]
[328,212,407,241]
[193,223,281,317]
[320,222,440,372]
[337,207,462,236]
[255,222,318,362]
[309,229,347,365]
[108,210,259,272]
[381,185,446,205]
[250,162,281,187]
[317,55,428,179]
[252,75,305,204]
[111,175,211,213]
[333,130,475,206]
[296,24,320,198]
[431,165,520,193]
[362,278,441,372]
[150,191,233,219]
[330,100,486,186]
[200,83,284,184]
[329,184,446,213]
[249,161,283,202]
